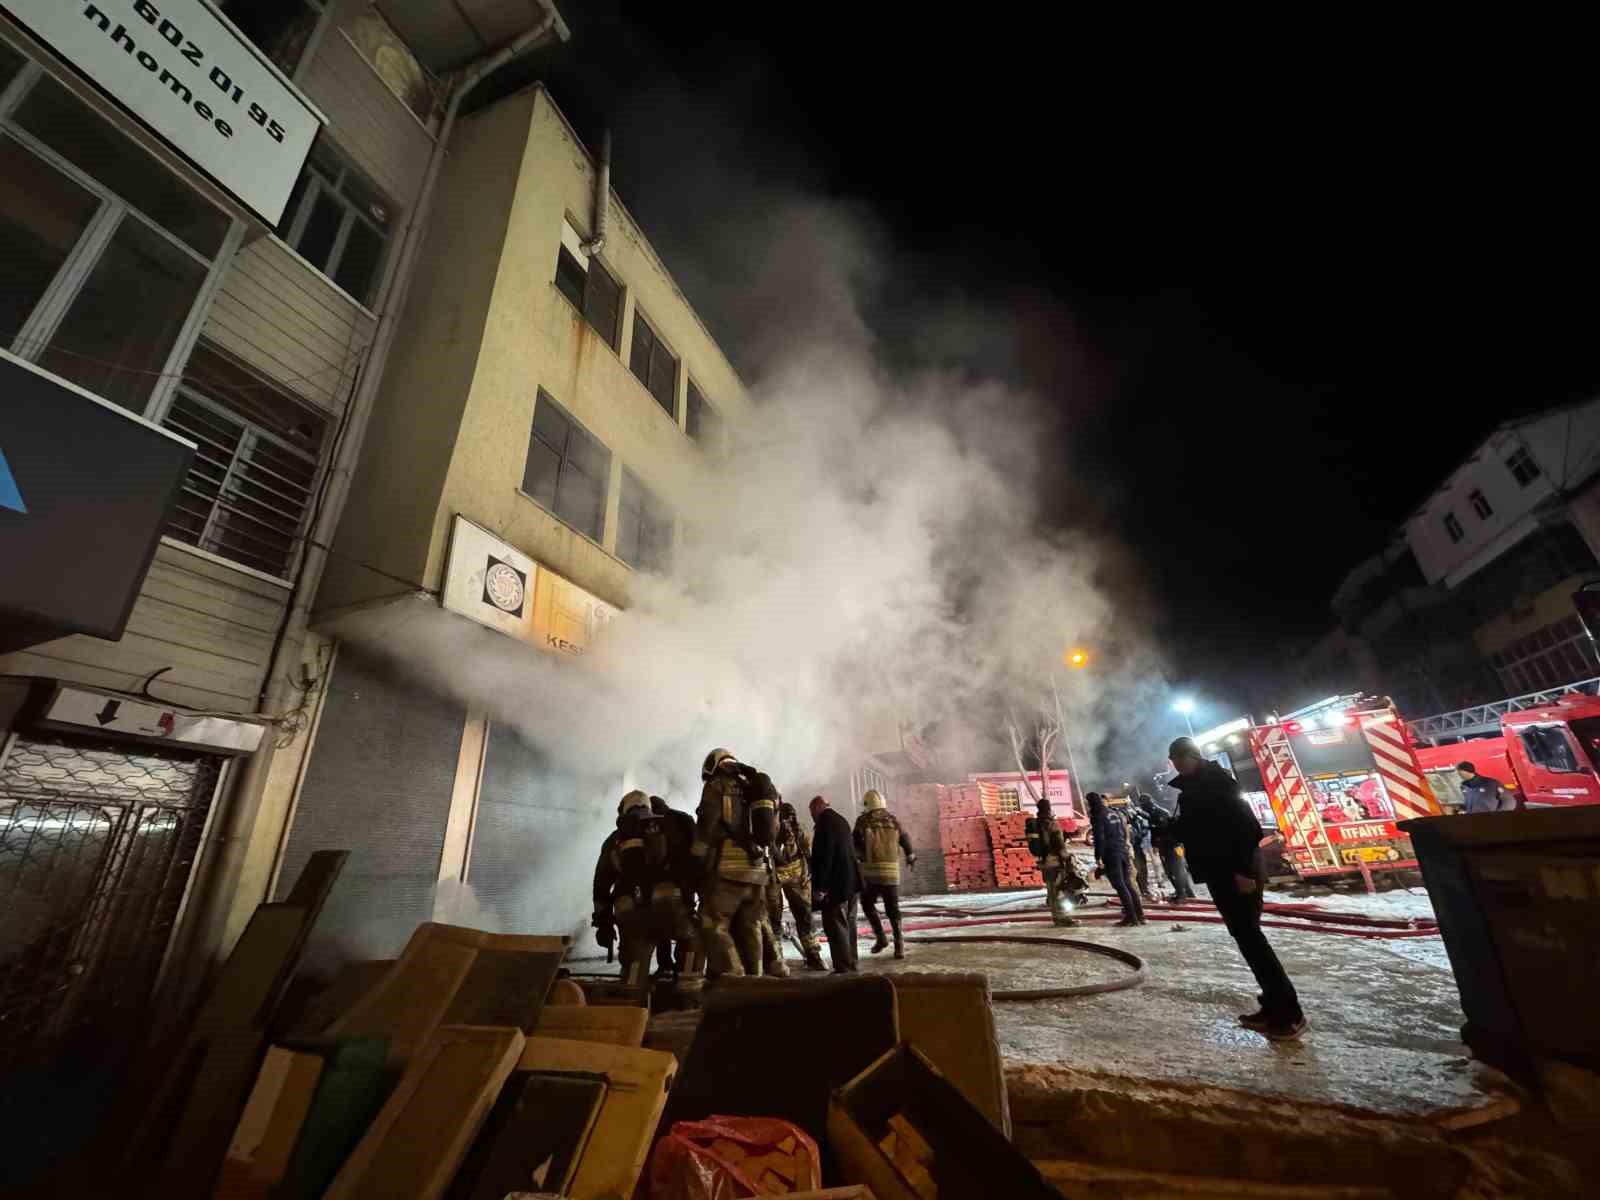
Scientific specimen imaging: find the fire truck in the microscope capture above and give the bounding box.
[1411,690,1600,810]
[1189,695,1443,881]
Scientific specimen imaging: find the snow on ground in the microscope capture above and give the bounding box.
[859,882,1506,1116]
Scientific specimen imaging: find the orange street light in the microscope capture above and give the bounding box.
[1065,649,1088,669]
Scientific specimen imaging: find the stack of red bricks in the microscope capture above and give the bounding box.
[939,783,996,892]
[985,811,1044,888]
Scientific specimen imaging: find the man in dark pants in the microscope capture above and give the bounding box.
[808,794,861,972]
[1086,792,1145,926]
[1168,737,1306,1041]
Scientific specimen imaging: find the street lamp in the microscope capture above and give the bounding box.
[1173,696,1196,736]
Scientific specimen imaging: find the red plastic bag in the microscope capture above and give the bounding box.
[648,1115,820,1199]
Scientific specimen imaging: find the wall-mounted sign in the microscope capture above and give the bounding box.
[441,515,616,657]
[0,351,194,648]
[2,0,325,226]
[41,684,264,753]
[532,567,614,656]
[443,516,539,643]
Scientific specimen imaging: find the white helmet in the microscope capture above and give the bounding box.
[701,748,736,781]
[618,789,650,815]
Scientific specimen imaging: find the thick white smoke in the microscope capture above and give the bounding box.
[336,197,1163,940]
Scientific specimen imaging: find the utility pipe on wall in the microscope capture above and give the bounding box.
[584,128,612,254]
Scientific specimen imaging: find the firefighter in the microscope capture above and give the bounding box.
[769,801,828,970]
[693,747,781,977]
[1128,797,1157,902]
[1139,792,1196,901]
[853,789,917,958]
[1087,792,1145,926]
[651,794,700,974]
[1455,762,1516,813]
[1027,797,1082,926]
[592,790,702,997]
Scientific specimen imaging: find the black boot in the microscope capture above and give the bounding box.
[870,933,889,954]
[892,930,905,960]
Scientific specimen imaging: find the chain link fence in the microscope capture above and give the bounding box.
[0,733,222,1067]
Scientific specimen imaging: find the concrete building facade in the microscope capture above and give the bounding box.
[259,82,753,974]
[0,0,570,1078]
[1314,401,1600,718]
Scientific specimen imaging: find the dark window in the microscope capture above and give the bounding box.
[216,1,324,76]
[522,392,610,542]
[628,312,678,416]
[277,142,394,305]
[0,36,24,92]
[553,241,622,349]
[1469,488,1493,519]
[686,378,723,449]
[12,78,228,257]
[1443,513,1464,543]
[40,217,206,413]
[162,343,326,578]
[617,470,673,572]
[1506,447,1542,487]
[1519,726,1581,773]
[0,133,100,346]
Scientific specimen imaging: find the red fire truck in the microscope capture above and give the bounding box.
[1192,696,1443,881]
[1412,692,1600,810]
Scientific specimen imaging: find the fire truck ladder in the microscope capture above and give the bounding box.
[1406,676,1600,742]
[1250,726,1340,872]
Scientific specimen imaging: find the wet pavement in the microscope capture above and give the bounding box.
[841,884,1512,1117]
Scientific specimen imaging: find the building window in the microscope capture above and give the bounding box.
[0,35,24,93]
[216,1,325,76]
[522,391,610,542]
[617,469,673,572]
[0,66,226,417]
[1443,513,1464,543]
[629,311,678,417]
[1491,614,1600,696]
[277,142,394,306]
[1506,447,1542,487]
[12,76,229,256]
[687,378,722,449]
[1468,488,1493,519]
[553,222,622,349]
[162,343,327,579]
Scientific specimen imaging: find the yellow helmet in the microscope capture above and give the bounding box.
[863,789,886,811]
[618,789,650,815]
[701,748,736,780]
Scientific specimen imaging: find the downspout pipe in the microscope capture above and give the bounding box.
[175,10,568,993]
[584,128,611,254]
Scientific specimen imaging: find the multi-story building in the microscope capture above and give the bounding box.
[0,0,569,1080]
[256,81,752,972]
[1313,401,1600,715]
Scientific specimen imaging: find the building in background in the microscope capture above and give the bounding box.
[264,80,751,973]
[1306,401,1600,717]
[0,0,569,1080]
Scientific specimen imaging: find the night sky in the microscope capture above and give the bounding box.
[522,5,1600,723]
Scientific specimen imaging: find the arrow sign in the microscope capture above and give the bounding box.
[95,699,120,726]
[0,445,24,514]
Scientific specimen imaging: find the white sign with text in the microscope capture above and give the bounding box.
[3,0,323,225]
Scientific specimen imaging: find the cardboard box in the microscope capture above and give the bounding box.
[828,1044,1058,1200]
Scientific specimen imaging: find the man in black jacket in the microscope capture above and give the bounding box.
[808,794,861,973]
[1138,792,1197,901]
[1168,737,1306,1040]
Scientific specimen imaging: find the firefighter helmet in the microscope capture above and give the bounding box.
[618,789,650,815]
[701,748,736,781]
[863,789,886,811]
